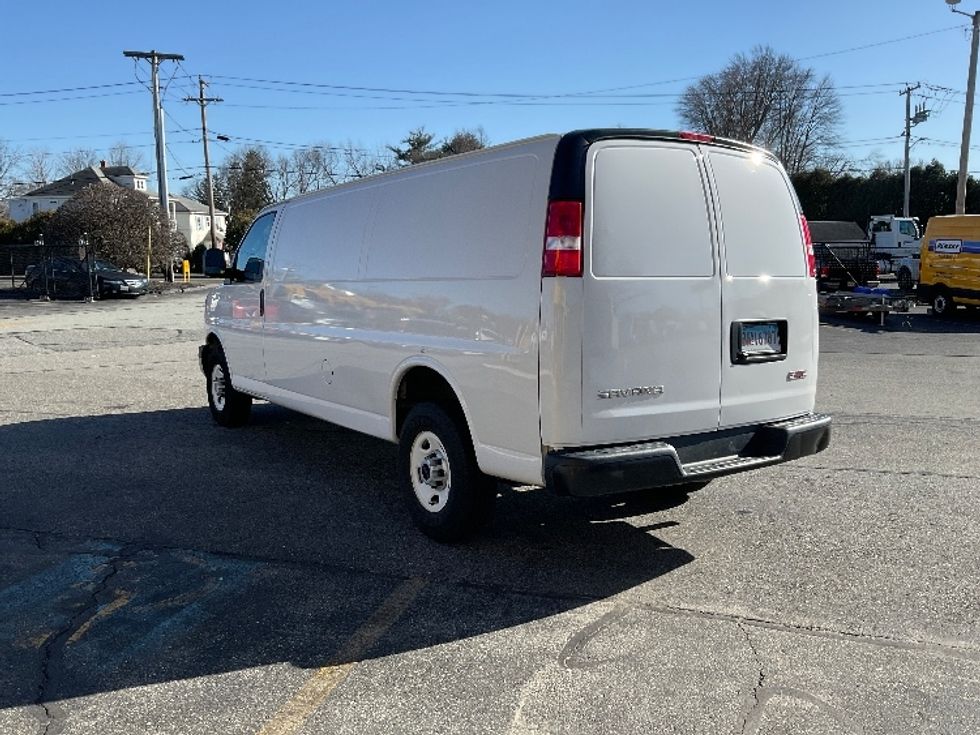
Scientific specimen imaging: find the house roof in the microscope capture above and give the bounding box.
[21,164,146,197]
[808,221,868,244]
[168,195,228,216]
[16,167,226,216]
[101,165,141,178]
[23,166,111,197]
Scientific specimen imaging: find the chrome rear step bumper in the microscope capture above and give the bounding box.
[545,413,831,497]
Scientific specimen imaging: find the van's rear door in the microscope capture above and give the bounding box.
[580,140,722,444]
[706,148,817,427]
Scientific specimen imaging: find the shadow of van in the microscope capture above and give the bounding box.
[0,405,694,707]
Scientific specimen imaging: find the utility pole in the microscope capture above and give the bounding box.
[185,77,222,254]
[901,83,929,217]
[946,0,980,213]
[122,50,184,228]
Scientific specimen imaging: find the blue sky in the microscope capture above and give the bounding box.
[2,0,979,188]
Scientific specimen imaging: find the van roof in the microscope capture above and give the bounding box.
[549,129,772,201]
[253,128,771,218]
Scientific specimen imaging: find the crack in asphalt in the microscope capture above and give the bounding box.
[821,350,980,358]
[828,412,980,427]
[2,359,188,376]
[641,602,980,664]
[785,464,979,482]
[33,545,132,735]
[737,621,767,735]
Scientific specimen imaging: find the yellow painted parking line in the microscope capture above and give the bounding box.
[255,576,427,735]
[67,591,132,644]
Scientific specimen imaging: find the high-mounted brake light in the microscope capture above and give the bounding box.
[543,200,582,277]
[679,131,714,143]
[800,214,816,278]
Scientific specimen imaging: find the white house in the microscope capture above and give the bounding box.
[6,162,227,249]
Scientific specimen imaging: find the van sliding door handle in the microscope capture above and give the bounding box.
[259,288,265,317]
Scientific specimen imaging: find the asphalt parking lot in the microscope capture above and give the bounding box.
[0,291,978,735]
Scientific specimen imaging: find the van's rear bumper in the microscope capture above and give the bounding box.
[544,413,831,497]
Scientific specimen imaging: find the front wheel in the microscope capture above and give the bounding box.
[205,345,252,427]
[398,402,495,542]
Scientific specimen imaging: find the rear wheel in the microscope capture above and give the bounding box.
[897,267,914,292]
[931,289,955,318]
[398,402,495,542]
[205,344,252,427]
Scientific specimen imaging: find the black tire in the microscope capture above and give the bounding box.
[931,289,955,318]
[897,267,913,292]
[205,344,252,427]
[398,402,495,542]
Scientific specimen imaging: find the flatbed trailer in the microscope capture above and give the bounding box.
[819,289,913,326]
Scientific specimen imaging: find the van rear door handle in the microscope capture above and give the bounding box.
[259,288,265,317]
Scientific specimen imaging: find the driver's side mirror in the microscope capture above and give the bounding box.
[243,257,264,283]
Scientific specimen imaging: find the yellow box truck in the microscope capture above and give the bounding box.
[918,215,980,317]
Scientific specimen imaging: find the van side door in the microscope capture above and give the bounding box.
[218,210,277,383]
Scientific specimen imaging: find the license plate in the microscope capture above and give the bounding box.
[740,322,781,355]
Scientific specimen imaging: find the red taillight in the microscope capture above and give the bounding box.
[543,200,583,277]
[800,214,816,278]
[679,131,714,143]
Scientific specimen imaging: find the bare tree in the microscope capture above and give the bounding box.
[0,139,24,199]
[677,46,842,174]
[22,148,55,187]
[107,141,147,171]
[270,145,343,200]
[342,142,390,179]
[58,148,99,176]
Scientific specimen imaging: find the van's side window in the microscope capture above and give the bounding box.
[234,212,276,282]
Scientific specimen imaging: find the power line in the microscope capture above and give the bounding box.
[212,76,906,102]
[213,133,376,153]
[797,24,965,61]
[0,90,143,106]
[0,81,140,97]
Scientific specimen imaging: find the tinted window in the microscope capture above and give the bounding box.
[899,221,917,237]
[591,145,713,278]
[710,151,804,277]
[234,211,276,280]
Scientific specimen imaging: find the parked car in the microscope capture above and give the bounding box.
[200,129,831,540]
[25,257,149,298]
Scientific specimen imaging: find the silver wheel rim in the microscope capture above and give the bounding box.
[211,363,227,411]
[935,295,948,313]
[410,431,451,513]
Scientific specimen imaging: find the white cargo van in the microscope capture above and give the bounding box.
[200,129,831,540]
